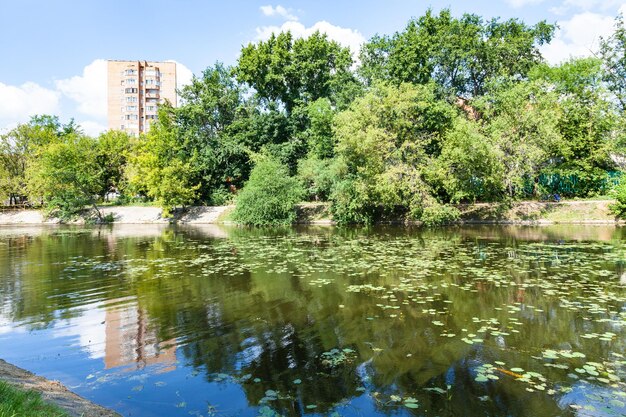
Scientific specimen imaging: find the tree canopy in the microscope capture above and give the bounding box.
[3,9,626,224]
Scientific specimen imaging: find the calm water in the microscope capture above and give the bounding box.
[0,225,624,417]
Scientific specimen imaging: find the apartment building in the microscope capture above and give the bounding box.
[107,60,177,136]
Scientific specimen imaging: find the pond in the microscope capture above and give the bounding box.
[0,224,624,417]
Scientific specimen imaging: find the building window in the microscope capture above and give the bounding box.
[126,78,136,84]
[146,105,156,112]
[124,69,137,75]
[125,114,138,120]
[126,96,138,103]
[126,105,138,111]
[125,88,138,94]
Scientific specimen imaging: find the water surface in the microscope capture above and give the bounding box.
[0,225,624,416]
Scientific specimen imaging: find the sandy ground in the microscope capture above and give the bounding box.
[0,206,232,225]
[0,359,120,417]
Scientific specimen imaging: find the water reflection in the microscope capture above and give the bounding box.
[0,225,624,416]
[104,300,176,372]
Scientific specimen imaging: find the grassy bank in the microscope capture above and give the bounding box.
[0,381,69,417]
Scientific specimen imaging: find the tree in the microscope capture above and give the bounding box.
[26,134,104,220]
[331,82,456,223]
[435,119,504,202]
[475,79,562,198]
[95,130,133,200]
[232,157,304,226]
[600,13,626,111]
[299,98,336,159]
[127,105,200,216]
[235,31,356,112]
[531,58,617,196]
[359,8,555,98]
[0,115,76,205]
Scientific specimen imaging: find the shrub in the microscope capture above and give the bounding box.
[609,179,626,217]
[297,156,339,202]
[232,158,304,226]
[419,202,460,226]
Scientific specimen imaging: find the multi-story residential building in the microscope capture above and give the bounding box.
[107,60,177,136]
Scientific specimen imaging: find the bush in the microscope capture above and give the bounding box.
[232,157,304,226]
[209,187,234,206]
[329,178,375,224]
[609,179,626,217]
[419,202,460,226]
[297,156,339,201]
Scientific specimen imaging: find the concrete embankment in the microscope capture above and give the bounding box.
[0,359,120,417]
[0,200,622,225]
[0,205,233,225]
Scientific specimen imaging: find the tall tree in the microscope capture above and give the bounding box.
[0,115,76,205]
[600,13,626,111]
[127,105,200,215]
[531,58,617,195]
[26,134,104,219]
[331,82,455,223]
[235,31,357,112]
[359,8,555,98]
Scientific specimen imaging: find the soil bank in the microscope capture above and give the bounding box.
[0,359,120,417]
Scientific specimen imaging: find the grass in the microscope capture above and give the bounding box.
[0,381,69,417]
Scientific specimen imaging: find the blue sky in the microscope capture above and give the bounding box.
[1,0,624,135]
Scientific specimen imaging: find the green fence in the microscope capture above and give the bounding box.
[522,171,622,197]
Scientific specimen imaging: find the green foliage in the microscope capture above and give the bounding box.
[232,157,304,225]
[127,105,200,216]
[1,10,622,225]
[297,156,340,201]
[419,202,460,226]
[331,82,455,224]
[531,58,617,196]
[26,134,103,220]
[301,98,336,159]
[609,177,626,217]
[95,130,133,199]
[0,381,69,417]
[235,31,356,112]
[600,14,626,111]
[360,8,555,97]
[476,79,562,198]
[435,119,504,202]
[0,115,74,205]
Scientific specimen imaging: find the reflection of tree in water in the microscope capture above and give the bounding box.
[0,225,624,416]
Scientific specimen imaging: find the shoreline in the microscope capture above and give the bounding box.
[0,359,120,417]
[0,200,622,226]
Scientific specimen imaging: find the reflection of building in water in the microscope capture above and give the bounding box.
[104,302,176,372]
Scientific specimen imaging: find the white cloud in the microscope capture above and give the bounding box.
[1,58,194,135]
[55,59,107,119]
[0,81,60,130]
[255,20,366,57]
[507,0,546,8]
[260,5,298,21]
[563,0,623,11]
[78,120,107,136]
[550,0,625,15]
[164,60,193,92]
[541,11,616,64]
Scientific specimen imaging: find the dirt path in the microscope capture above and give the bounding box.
[0,359,120,417]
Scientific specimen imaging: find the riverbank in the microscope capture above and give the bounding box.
[0,200,621,225]
[0,359,120,417]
